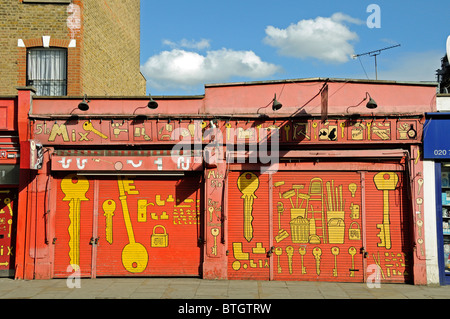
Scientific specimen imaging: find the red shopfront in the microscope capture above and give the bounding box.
[49,151,204,278]
[223,116,425,284]
[14,81,431,284]
[18,116,426,284]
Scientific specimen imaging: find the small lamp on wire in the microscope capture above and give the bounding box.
[365,92,378,109]
[272,94,283,111]
[147,94,158,109]
[78,94,90,111]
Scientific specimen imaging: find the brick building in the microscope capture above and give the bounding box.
[0,0,146,96]
[0,0,145,278]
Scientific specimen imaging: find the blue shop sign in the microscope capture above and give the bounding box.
[424,113,450,159]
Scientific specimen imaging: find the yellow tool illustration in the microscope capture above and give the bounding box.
[151,225,169,248]
[83,121,108,139]
[7,219,12,238]
[348,222,361,240]
[348,183,357,197]
[349,247,357,277]
[137,199,154,222]
[117,176,148,273]
[374,172,399,250]
[102,199,116,244]
[274,181,289,242]
[237,172,259,242]
[61,174,89,270]
[233,242,249,260]
[225,122,232,141]
[326,180,345,244]
[275,201,289,242]
[308,178,325,244]
[340,122,345,138]
[373,251,386,279]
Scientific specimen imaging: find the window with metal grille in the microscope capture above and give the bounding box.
[27,48,67,96]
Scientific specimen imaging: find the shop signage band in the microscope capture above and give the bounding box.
[424,114,450,159]
[32,118,421,146]
[51,150,203,172]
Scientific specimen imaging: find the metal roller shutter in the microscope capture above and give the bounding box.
[95,175,202,277]
[228,171,270,280]
[54,173,202,278]
[365,171,412,283]
[54,174,94,278]
[272,171,364,282]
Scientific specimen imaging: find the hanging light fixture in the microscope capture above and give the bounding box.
[147,94,158,109]
[365,92,378,109]
[78,94,90,111]
[272,94,283,111]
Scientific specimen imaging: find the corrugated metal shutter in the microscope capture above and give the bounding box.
[365,171,411,283]
[272,171,364,282]
[227,169,412,283]
[54,173,202,277]
[95,175,202,277]
[54,174,94,278]
[228,171,270,280]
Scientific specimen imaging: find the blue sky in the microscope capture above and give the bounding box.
[140,0,450,96]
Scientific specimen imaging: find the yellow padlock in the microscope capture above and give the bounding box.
[348,221,361,240]
[151,225,169,248]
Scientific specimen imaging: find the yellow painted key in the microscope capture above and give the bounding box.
[102,199,116,244]
[117,176,148,273]
[237,172,259,242]
[83,121,108,139]
[374,172,399,250]
[61,174,89,270]
[312,247,322,276]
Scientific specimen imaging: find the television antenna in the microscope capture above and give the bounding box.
[352,44,401,80]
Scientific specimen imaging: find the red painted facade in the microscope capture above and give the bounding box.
[0,79,437,284]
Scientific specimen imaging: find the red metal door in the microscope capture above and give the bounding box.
[0,189,16,277]
[365,171,412,283]
[272,171,364,282]
[227,171,271,280]
[54,174,94,278]
[95,175,202,277]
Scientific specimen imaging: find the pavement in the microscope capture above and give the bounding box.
[0,277,450,300]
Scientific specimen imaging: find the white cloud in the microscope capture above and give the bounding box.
[162,38,211,50]
[264,13,361,63]
[141,48,282,91]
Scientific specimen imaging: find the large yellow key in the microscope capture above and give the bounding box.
[61,174,89,270]
[237,172,259,242]
[117,176,148,273]
[83,121,108,139]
